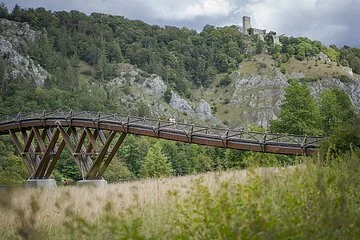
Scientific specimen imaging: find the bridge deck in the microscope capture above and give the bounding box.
[0,111,323,156]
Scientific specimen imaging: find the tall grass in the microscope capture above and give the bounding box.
[1,151,360,239]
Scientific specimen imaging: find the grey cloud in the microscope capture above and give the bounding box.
[3,0,359,46]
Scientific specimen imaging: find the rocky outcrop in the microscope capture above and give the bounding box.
[141,75,166,98]
[230,71,288,127]
[0,37,49,86]
[0,18,36,50]
[229,70,360,127]
[308,78,360,110]
[169,91,194,115]
[0,18,49,86]
[110,64,167,98]
[195,99,213,120]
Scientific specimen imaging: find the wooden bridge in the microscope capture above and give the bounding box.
[0,111,323,180]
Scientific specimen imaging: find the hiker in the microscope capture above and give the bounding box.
[169,117,176,129]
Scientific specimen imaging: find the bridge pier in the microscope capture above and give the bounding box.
[25,179,57,188]
[77,179,108,187]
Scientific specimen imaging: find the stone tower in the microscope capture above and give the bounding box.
[242,16,251,34]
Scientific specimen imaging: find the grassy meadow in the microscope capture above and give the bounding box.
[1,151,360,239]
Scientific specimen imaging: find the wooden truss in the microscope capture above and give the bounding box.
[9,126,127,180]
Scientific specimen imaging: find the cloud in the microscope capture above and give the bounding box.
[240,0,360,46]
[154,0,232,20]
[3,0,360,46]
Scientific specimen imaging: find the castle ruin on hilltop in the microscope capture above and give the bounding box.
[242,16,281,45]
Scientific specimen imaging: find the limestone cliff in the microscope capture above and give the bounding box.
[0,18,49,86]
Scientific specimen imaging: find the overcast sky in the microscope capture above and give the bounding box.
[3,0,360,47]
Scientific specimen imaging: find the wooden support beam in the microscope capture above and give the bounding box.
[59,126,87,178]
[85,128,100,153]
[9,130,34,173]
[21,130,40,167]
[44,139,66,178]
[72,128,92,172]
[74,129,87,154]
[34,128,60,178]
[97,133,127,177]
[98,130,107,145]
[22,130,34,153]
[33,127,46,153]
[86,131,116,179]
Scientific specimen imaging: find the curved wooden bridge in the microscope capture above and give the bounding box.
[0,111,323,180]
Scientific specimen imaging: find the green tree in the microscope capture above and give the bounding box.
[118,135,148,177]
[0,2,8,18]
[319,88,356,134]
[103,158,134,182]
[140,142,173,178]
[270,80,322,135]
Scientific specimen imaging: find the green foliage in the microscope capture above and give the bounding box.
[217,74,232,87]
[3,7,248,95]
[322,46,340,61]
[339,46,360,74]
[0,154,28,184]
[0,137,28,184]
[117,135,148,177]
[319,88,356,134]
[270,80,322,135]
[103,159,135,182]
[163,88,172,103]
[140,142,173,178]
[320,123,360,157]
[318,88,360,156]
[54,150,82,181]
[168,151,360,239]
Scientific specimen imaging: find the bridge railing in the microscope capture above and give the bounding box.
[0,110,324,147]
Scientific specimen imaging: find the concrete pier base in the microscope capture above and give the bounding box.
[25,179,57,188]
[77,179,108,187]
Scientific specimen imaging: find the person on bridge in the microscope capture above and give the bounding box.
[169,117,176,129]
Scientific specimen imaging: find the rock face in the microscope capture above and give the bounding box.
[308,78,360,109]
[0,18,36,49]
[230,71,288,128]
[229,71,360,127]
[0,18,49,86]
[141,75,166,98]
[195,99,213,120]
[169,91,194,115]
[109,64,166,98]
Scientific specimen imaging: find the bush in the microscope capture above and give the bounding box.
[280,66,286,74]
[218,75,232,87]
[295,55,304,61]
[164,88,172,103]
